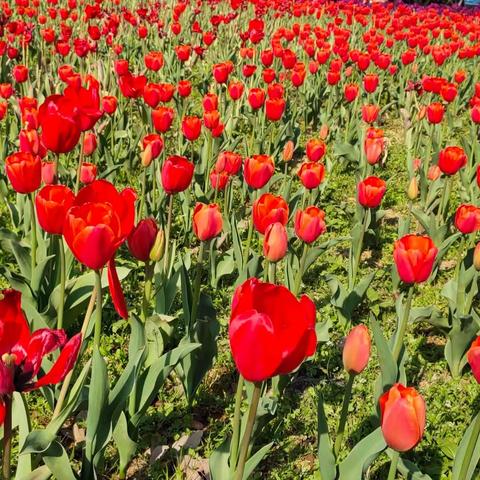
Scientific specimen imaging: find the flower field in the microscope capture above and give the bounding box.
[2,0,480,478]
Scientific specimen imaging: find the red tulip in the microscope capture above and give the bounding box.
[228,81,244,100]
[0,289,81,424]
[467,336,480,383]
[144,51,164,71]
[253,193,289,234]
[263,222,288,262]
[0,83,13,99]
[80,163,97,184]
[357,176,387,208]
[118,72,147,99]
[5,152,41,194]
[228,278,317,382]
[0,102,6,121]
[454,204,480,234]
[342,325,371,375]
[363,73,379,93]
[182,116,202,141]
[161,155,194,194]
[63,79,102,131]
[298,162,325,190]
[380,383,426,452]
[344,83,359,102]
[13,65,29,83]
[215,151,243,175]
[102,95,118,115]
[35,185,75,235]
[41,161,56,185]
[210,170,230,191]
[192,203,223,241]
[438,146,467,176]
[177,80,192,98]
[306,138,326,162]
[212,62,233,84]
[38,95,81,154]
[243,155,275,189]
[83,132,97,156]
[152,106,175,133]
[294,206,326,244]
[265,98,286,121]
[127,218,159,262]
[364,128,385,165]
[393,234,438,284]
[362,104,380,124]
[63,180,136,270]
[248,88,266,110]
[426,102,445,124]
[141,134,163,167]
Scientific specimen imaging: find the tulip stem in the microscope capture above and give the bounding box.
[163,195,174,275]
[294,243,309,295]
[75,131,86,195]
[234,382,262,480]
[53,285,97,419]
[2,395,12,480]
[229,375,245,477]
[190,242,205,331]
[387,450,400,480]
[29,193,37,274]
[268,262,276,284]
[334,373,355,457]
[392,286,414,364]
[242,200,255,271]
[142,261,154,321]
[57,235,66,330]
[459,410,480,480]
[94,270,103,348]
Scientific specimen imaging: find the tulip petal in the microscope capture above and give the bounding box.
[108,257,128,319]
[0,398,5,426]
[229,310,282,382]
[33,333,82,389]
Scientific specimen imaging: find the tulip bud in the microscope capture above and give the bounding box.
[282,140,294,162]
[150,229,165,262]
[474,243,480,271]
[80,162,97,184]
[41,160,57,185]
[428,165,441,181]
[83,132,97,157]
[263,222,288,262]
[128,218,159,262]
[407,177,418,200]
[342,325,371,375]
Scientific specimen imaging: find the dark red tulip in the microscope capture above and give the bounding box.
[127,218,159,262]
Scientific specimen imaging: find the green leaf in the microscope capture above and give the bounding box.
[17,465,51,480]
[112,411,137,477]
[132,342,200,425]
[338,427,386,480]
[13,392,32,477]
[242,442,274,479]
[209,438,230,480]
[452,410,480,480]
[386,450,432,480]
[371,316,398,390]
[317,393,336,480]
[43,441,77,480]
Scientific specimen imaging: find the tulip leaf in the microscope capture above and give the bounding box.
[43,441,77,480]
[317,392,336,480]
[371,316,397,390]
[13,392,32,477]
[231,213,244,273]
[209,438,230,480]
[82,349,110,480]
[242,442,274,480]
[17,465,51,480]
[132,342,200,424]
[452,410,480,480]
[411,305,448,329]
[338,427,386,480]
[112,411,137,478]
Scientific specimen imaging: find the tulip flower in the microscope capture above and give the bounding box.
[306,138,326,162]
[152,106,175,133]
[426,102,445,124]
[193,203,223,241]
[215,151,243,175]
[83,132,97,157]
[41,161,56,185]
[35,185,75,235]
[357,176,386,208]
[243,155,275,190]
[394,235,437,285]
[265,98,286,122]
[454,204,480,234]
[263,222,288,263]
[182,116,202,141]
[5,152,41,194]
[294,207,326,244]
[161,155,194,194]
[380,383,425,452]
[127,218,159,262]
[298,162,325,190]
[438,146,467,176]
[253,193,288,234]
[79,163,97,184]
[0,289,81,475]
[364,128,385,165]
[362,104,380,124]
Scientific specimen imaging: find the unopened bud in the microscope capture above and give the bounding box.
[282,140,294,162]
[474,243,480,271]
[149,229,165,262]
[407,177,418,200]
[319,124,329,140]
[141,143,153,167]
